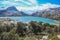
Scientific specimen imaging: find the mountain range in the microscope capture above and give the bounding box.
[31,7,60,20]
[0,6,28,16]
[0,6,60,21]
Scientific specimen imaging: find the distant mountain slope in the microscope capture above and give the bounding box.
[0,6,60,21]
[31,7,60,21]
[0,6,28,16]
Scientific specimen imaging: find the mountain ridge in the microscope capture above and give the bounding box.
[0,6,60,21]
[0,6,28,16]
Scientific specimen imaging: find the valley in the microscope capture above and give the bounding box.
[0,6,60,21]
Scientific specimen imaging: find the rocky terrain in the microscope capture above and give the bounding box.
[0,6,28,16]
[31,7,60,21]
[0,6,60,21]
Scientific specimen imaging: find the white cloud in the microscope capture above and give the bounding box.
[14,0,33,6]
[1,0,34,7]
[12,0,38,6]
[1,1,11,4]
[16,3,60,14]
[0,0,60,14]
[14,0,19,1]
[28,0,38,6]
[16,3,60,10]
[40,3,60,9]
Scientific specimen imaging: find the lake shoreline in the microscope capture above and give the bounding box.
[0,16,59,25]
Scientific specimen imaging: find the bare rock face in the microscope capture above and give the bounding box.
[0,6,28,16]
[0,18,18,25]
[31,7,60,21]
[0,6,60,21]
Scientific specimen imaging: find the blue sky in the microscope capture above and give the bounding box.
[0,0,60,14]
[37,0,60,5]
[0,0,60,7]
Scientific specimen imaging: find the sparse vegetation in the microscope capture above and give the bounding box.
[0,20,60,40]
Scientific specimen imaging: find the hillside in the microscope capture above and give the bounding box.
[0,6,60,21]
[0,6,28,16]
[31,7,60,21]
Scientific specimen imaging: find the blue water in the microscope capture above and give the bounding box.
[4,16,58,24]
[1,16,59,24]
